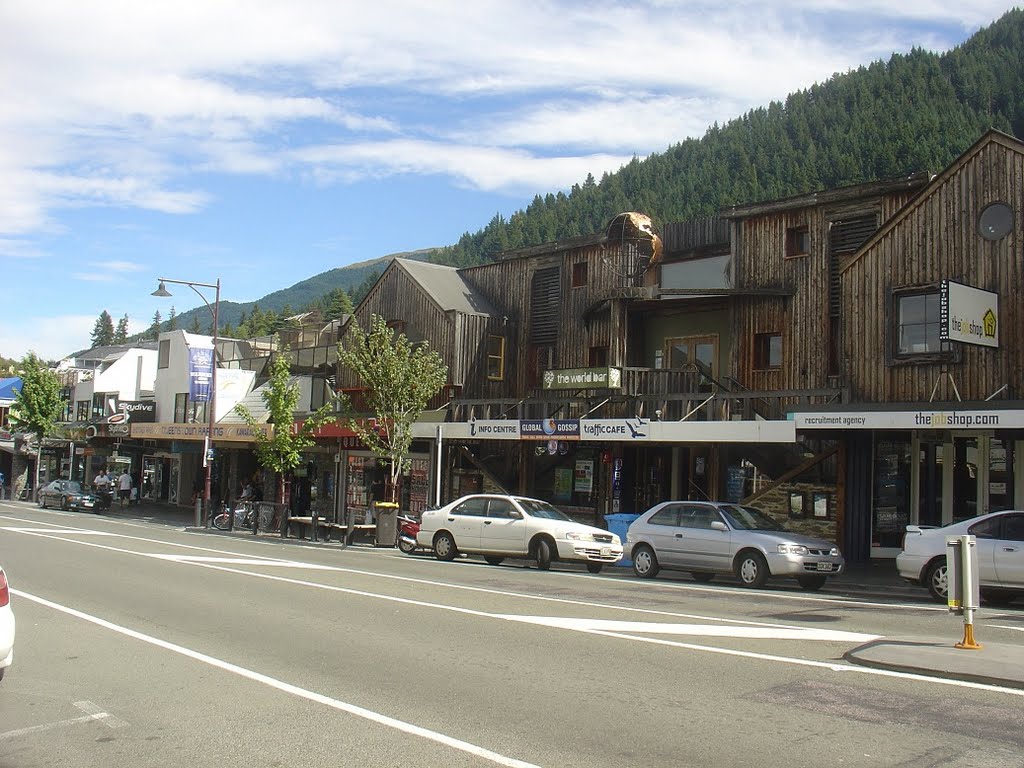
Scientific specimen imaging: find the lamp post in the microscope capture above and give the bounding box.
[152,277,221,528]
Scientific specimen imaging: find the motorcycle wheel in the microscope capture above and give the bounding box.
[398,537,418,554]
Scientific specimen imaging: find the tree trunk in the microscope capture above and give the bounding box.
[34,442,42,502]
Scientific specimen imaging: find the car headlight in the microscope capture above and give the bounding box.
[830,547,841,557]
[777,544,809,555]
[565,531,596,542]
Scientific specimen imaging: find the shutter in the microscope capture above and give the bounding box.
[828,213,878,318]
[529,266,561,344]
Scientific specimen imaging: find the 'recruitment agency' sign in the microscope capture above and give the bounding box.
[542,367,622,390]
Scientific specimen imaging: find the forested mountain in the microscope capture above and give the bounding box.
[158,8,1024,337]
[429,8,1024,266]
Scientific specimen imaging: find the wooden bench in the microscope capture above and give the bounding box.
[285,516,376,544]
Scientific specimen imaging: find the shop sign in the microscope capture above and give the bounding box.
[542,367,622,390]
[792,409,1024,430]
[941,280,998,348]
[520,419,580,440]
[130,422,273,441]
[112,400,156,423]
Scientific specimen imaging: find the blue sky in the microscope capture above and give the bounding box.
[0,1,1016,361]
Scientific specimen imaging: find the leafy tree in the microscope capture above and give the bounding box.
[336,314,448,502]
[8,353,64,499]
[149,310,162,340]
[235,341,336,508]
[114,315,130,344]
[90,310,115,347]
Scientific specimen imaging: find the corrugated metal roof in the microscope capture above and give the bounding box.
[396,259,498,316]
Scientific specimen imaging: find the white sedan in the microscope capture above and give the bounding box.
[0,566,14,682]
[416,494,622,573]
[896,510,1024,603]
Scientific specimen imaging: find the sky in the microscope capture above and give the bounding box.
[0,1,1017,362]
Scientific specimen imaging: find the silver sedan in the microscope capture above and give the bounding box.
[626,501,845,590]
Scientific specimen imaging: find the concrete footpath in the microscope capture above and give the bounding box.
[37,498,1024,691]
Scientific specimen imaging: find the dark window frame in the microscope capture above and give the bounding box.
[753,332,782,370]
[487,335,505,381]
[785,225,810,258]
[158,339,170,369]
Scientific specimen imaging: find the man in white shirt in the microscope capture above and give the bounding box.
[117,470,132,507]
[94,469,111,492]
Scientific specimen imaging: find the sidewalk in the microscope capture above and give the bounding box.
[62,498,1024,690]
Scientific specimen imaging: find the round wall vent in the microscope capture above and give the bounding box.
[978,202,1014,241]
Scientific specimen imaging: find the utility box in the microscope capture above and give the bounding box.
[373,501,399,547]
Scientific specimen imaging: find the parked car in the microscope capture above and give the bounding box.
[896,510,1024,603]
[0,565,14,682]
[38,479,90,510]
[626,500,845,590]
[417,494,623,573]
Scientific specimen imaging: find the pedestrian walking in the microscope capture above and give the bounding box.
[117,469,132,507]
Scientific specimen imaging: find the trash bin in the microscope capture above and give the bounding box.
[373,501,399,547]
[604,513,641,567]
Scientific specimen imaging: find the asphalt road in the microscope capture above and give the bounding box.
[1,502,1023,767]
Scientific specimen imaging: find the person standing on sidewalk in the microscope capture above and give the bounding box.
[117,469,132,508]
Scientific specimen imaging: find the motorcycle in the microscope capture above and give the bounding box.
[397,513,422,554]
[94,486,113,511]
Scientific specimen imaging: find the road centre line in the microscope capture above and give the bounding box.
[2,518,889,634]
[12,588,539,768]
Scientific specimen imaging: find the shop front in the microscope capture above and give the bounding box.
[793,407,1024,559]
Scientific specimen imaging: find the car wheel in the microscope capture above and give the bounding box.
[433,532,458,561]
[925,559,948,603]
[40,496,47,509]
[797,575,827,591]
[60,496,70,511]
[586,563,602,574]
[691,572,714,583]
[736,551,770,588]
[484,556,504,566]
[632,545,660,579]
[535,538,553,570]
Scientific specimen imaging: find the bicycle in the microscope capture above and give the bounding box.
[212,500,255,531]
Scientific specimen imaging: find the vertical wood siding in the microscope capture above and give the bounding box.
[841,142,1024,402]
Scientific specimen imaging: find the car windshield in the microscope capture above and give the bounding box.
[517,498,573,521]
[720,504,786,531]
[64,481,83,493]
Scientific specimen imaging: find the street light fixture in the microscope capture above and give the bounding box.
[152,276,221,528]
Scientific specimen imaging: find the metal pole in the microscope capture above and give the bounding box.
[204,279,220,528]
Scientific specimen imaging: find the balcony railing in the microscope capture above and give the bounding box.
[448,367,847,423]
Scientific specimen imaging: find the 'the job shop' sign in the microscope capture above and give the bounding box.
[941,280,998,348]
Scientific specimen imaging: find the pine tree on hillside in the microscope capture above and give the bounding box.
[114,315,129,344]
[90,311,115,348]
[149,311,162,340]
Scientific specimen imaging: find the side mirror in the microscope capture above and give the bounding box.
[710,521,728,532]
[509,510,523,519]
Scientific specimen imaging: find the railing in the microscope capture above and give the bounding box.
[448,367,847,423]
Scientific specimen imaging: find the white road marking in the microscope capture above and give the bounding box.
[0,527,119,535]
[0,701,127,741]
[12,589,538,768]
[496,615,879,642]
[989,624,1024,633]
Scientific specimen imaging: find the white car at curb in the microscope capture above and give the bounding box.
[0,565,14,682]
[417,494,622,573]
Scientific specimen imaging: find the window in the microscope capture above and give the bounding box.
[486,499,517,519]
[896,291,949,356]
[785,225,810,257]
[452,497,487,516]
[174,394,207,424]
[754,333,782,370]
[681,505,722,529]
[91,394,105,421]
[789,492,806,519]
[648,506,681,527]
[158,339,170,368]
[76,401,90,422]
[386,319,406,335]
[487,335,505,380]
[571,260,588,288]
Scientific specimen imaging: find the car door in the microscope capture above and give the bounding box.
[676,504,732,572]
[440,497,487,552]
[480,498,527,554]
[993,512,1024,588]
[639,504,684,568]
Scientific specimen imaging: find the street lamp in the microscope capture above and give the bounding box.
[152,276,221,528]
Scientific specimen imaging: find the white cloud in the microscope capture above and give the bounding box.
[0,315,96,362]
[1,0,1013,239]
